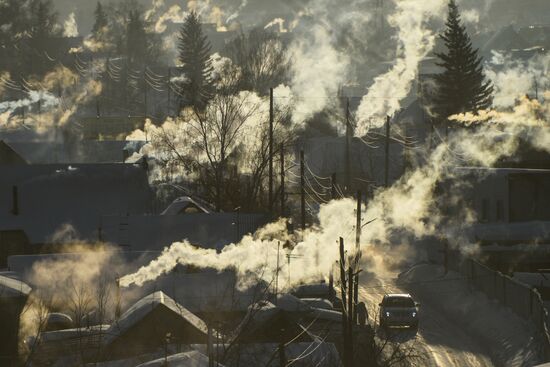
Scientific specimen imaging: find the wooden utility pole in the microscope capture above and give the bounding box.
[355,190,361,252]
[144,68,148,118]
[347,266,354,366]
[339,237,348,366]
[280,143,285,216]
[345,98,351,192]
[269,88,274,213]
[384,115,391,187]
[331,173,337,200]
[300,149,305,231]
[167,67,171,116]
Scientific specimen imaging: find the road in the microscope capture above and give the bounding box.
[357,273,495,367]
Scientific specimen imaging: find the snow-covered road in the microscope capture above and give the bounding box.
[357,264,541,366]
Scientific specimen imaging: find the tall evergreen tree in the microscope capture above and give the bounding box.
[92,1,108,36]
[126,10,147,65]
[433,0,493,119]
[177,11,213,110]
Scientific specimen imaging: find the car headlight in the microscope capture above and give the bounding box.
[412,312,417,317]
[385,311,390,317]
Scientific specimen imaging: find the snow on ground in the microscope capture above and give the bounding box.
[398,263,542,366]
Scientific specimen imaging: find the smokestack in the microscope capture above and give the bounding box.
[11,186,19,216]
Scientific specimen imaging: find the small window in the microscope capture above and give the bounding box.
[481,199,490,222]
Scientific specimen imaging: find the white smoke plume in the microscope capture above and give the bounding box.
[264,18,288,33]
[0,66,102,134]
[120,92,550,289]
[487,51,550,108]
[63,12,79,37]
[356,0,447,133]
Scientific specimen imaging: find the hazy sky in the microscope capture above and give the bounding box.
[53,0,550,36]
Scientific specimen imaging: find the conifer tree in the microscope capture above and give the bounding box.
[92,1,108,36]
[126,10,147,65]
[177,11,213,110]
[434,0,493,119]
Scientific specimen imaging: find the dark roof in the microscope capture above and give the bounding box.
[0,163,152,244]
[482,26,529,54]
[5,141,144,164]
[0,141,27,165]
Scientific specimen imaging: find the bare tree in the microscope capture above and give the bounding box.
[150,59,295,211]
[224,27,290,95]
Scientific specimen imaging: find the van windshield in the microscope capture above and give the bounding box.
[383,297,415,307]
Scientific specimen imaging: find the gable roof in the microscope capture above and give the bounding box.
[104,291,208,346]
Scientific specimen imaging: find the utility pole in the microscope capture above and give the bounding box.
[347,265,354,366]
[269,87,274,213]
[275,241,280,302]
[355,190,361,253]
[384,115,390,187]
[339,237,348,367]
[280,143,285,216]
[167,67,171,116]
[345,98,351,192]
[300,149,306,231]
[144,67,148,118]
[331,173,337,200]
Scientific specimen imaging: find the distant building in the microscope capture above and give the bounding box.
[0,163,152,265]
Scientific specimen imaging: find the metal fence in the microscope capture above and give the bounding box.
[449,254,550,360]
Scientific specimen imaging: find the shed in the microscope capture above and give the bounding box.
[103,291,208,360]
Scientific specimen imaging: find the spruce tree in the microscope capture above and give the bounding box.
[126,10,147,65]
[434,0,493,119]
[177,11,213,110]
[92,1,108,36]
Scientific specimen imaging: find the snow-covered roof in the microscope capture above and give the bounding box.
[0,273,31,298]
[385,293,412,298]
[104,291,208,346]
[135,350,222,367]
[275,294,312,312]
[161,196,212,215]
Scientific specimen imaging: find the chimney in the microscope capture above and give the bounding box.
[11,186,19,216]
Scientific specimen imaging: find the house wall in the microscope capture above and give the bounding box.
[101,213,268,251]
[462,169,550,224]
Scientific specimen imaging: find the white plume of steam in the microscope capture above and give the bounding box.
[155,5,187,33]
[487,51,550,108]
[226,0,248,24]
[287,23,349,124]
[121,93,550,290]
[264,18,287,33]
[356,0,447,133]
[0,66,102,134]
[63,12,79,37]
[187,0,228,32]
